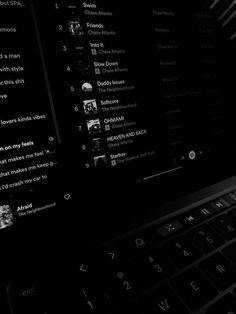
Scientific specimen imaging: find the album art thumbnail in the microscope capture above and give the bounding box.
[83,99,98,115]
[68,20,83,36]
[87,119,101,134]
[82,82,93,92]
[77,59,91,76]
[94,155,107,168]
[0,204,13,229]
[92,137,104,153]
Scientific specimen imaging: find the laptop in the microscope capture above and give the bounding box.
[1,0,236,313]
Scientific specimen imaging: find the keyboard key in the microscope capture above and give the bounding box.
[139,285,189,314]
[99,246,126,266]
[196,204,216,219]
[224,192,236,205]
[105,262,143,302]
[206,294,236,314]
[219,197,231,207]
[209,214,236,240]
[210,198,230,211]
[157,220,183,238]
[179,208,204,227]
[102,229,160,261]
[6,281,45,314]
[171,267,217,311]
[222,241,236,264]
[77,287,110,313]
[129,229,160,253]
[199,252,236,290]
[188,224,224,253]
[164,236,201,268]
[77,258,100,287]
[133,248,175,285]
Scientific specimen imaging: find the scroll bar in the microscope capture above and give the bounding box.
[143,166,183,181]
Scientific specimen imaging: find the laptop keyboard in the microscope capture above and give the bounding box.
[3,191,236,313]
[74,190,236,313]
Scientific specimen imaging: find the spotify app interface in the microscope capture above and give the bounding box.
[37,0,235,186]
[0,1,58,229]
[0,0,235,232]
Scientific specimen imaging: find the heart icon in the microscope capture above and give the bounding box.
[64,194,71,201]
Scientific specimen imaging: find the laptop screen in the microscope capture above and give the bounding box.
[1,0,236,246]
